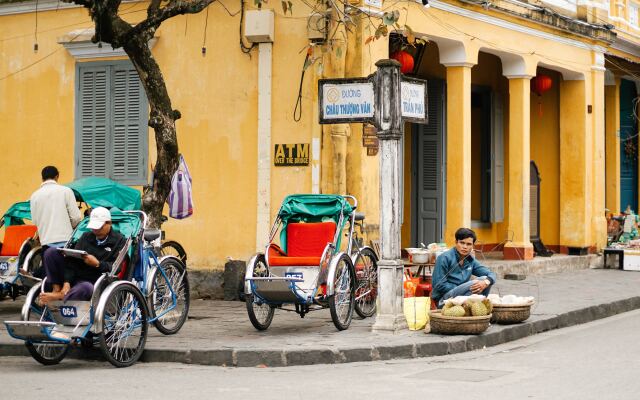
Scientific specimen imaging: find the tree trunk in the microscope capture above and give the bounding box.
[123,35,179,229]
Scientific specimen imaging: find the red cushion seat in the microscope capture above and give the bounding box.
[268,222,336,266]
[0,225,37,256]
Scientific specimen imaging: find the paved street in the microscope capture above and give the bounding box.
[1,308,639,399]
[1,268,640,367]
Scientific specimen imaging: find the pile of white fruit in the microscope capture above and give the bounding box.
[487,294,535,305]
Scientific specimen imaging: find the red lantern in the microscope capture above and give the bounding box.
[531,74,553,116]
[531,74,553,96]
[391,50,414,74]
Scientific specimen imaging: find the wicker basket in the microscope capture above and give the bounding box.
[429,311,491,335]
[490,302,534,324]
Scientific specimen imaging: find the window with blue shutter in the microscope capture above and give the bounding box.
[75,60,148,185]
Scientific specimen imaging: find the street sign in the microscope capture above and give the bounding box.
[319,78,375,124]
[400,78,428,123]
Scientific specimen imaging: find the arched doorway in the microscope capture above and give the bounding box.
[620,79,638,213]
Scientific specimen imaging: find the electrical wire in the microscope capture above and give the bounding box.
[239,0,256,54]
[202,5,210,56]
[293,50,311,122]
[0,29,84,81]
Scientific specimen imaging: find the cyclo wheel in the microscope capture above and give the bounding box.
[246,254,275,331]
[97,283,148,368]
[149,257,190,335]
[25,247,44,278]
[353,247,378,318]
[23,284,68,365]
[160,241,187,264]
[328,253,356,331]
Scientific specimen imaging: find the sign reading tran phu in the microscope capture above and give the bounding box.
[401,81,426,121]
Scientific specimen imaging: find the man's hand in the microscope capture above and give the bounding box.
[82,254,100,268]
[470,279,489,294]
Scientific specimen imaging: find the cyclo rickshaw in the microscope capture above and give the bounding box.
[4,181,189,367]
[245,194,378,331]
[0,177,143,300]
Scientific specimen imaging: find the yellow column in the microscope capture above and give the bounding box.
[605,79,621,215]
[503,77,534,260]
[444,65,472,244]
[592,68,607,250]
[560,79,591,250]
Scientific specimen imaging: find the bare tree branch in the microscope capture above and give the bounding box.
[125,0,218,43]
[148,0,163,17]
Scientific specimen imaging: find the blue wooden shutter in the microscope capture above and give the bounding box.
[111,65,147,184]
[490,92,504,223]
[76,66,109,178]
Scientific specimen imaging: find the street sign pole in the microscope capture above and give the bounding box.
[318,59,427,333]
[371,59,407,332]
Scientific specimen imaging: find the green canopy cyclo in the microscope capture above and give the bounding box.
[244,194,378,331]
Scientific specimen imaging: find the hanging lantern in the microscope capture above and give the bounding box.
[531,74,553,116]
[531,74,553,96]
[391,50,414,74]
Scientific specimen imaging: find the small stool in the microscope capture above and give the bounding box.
[603,248,624,270]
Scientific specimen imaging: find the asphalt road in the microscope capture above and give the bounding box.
[2,309,639,400]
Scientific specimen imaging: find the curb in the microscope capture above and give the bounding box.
[3,295,640,367]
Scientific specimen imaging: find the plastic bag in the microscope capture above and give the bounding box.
[403,296,430,331]
[167,154,194,219]
[403,269,420,298]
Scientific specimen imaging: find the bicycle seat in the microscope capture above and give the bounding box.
[354,212,365,221]
[144,229,161,242]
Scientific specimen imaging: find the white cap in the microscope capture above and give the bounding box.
[87,207,111,230]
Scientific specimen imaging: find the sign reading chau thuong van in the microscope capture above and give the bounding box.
[319,76,427,124]
[274,143,309,166]
[319,78,374,124]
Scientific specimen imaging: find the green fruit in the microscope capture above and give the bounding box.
[482,298,493,314]
[443,305,466,317]
[470,302,489,316]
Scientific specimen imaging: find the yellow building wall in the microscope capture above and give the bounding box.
[530,69,561,247]
[1,0,620,262]
[0,4,319,269]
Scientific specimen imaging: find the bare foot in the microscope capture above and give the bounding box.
[39,291,64,305]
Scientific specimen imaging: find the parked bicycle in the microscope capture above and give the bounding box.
[158,215,187,264]
[349,212,378,318]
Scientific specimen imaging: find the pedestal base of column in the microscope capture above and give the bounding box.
[372,259,407,332]
[372,314,408,332]
[503,242,534,260]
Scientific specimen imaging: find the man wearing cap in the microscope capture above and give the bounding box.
[39,207,126,304]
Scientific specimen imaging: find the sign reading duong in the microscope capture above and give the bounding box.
[319,78,374,124]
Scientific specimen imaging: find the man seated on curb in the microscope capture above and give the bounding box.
[39,207,126,305]
[431,227,497,308]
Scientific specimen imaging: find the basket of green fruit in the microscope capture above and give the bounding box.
[429,296,493,335]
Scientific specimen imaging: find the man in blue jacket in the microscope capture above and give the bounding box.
[431,228,497,308]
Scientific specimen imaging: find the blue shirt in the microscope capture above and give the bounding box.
[431,247,497,302]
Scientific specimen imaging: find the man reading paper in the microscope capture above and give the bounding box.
[40,207,126,304]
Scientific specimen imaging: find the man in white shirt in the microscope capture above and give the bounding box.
[30,166,82,249]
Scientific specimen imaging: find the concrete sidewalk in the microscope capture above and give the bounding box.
[1,267,639,367]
